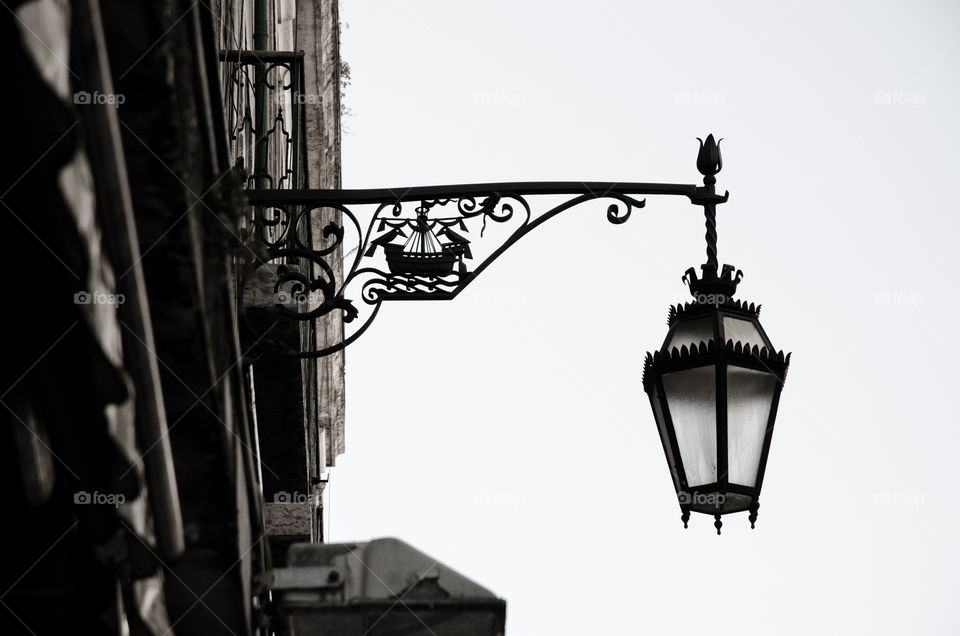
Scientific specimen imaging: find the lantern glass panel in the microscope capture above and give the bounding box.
[726,366,777,487]
[662,366,717,487]
[722,316,766,348]
[650,389,681,490]
[667,317,714,351]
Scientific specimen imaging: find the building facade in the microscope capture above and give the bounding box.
[2,1,504,633]
[2,0,343,633]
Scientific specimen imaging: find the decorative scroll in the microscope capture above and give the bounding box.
[238,183,692,358]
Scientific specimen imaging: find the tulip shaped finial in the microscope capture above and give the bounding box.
[696,134,723,183]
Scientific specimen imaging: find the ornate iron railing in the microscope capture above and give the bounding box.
[220,49,306,191]
[221,48,317,351]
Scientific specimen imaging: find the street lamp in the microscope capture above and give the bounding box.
[240,134,790,530]
[643,136,790,533]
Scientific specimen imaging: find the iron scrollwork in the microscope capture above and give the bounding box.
[241,179,724,358]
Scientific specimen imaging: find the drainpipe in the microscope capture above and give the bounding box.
[253,0,268,189]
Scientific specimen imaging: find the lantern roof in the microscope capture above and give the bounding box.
[666,297,761,327]
[642,338,790,394]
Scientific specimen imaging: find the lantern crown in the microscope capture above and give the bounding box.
[682,263,743,299]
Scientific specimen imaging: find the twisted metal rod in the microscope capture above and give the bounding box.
[704,202,718,269]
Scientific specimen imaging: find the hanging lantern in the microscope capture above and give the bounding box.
[643,262,790,533]
[643,135,790,533]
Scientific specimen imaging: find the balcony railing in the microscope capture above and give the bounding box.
[220,49,305,191]
[223,48,329,362]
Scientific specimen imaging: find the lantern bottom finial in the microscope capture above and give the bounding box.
[681,510,690,529]
[714,515,723,535]
[749,500,760,529]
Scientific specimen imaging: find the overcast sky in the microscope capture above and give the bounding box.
[329,2,960,633]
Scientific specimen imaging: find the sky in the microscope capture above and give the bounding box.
[328,2,960,634]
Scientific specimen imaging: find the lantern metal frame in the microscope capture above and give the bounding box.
[643,297,790,533]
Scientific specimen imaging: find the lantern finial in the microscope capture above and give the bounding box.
[696,134,723,183]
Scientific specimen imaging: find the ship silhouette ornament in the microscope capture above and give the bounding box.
[365,206,473,275]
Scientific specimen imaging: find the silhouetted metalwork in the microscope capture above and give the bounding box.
[696,134,723,270]
[238,133,792,531]
[220,50,305,190]
[238,136,743,360]
[643,299,790,533]
[241,174,726,357]
[641,134,791,532]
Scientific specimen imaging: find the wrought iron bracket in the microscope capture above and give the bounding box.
[240,138,731,358]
